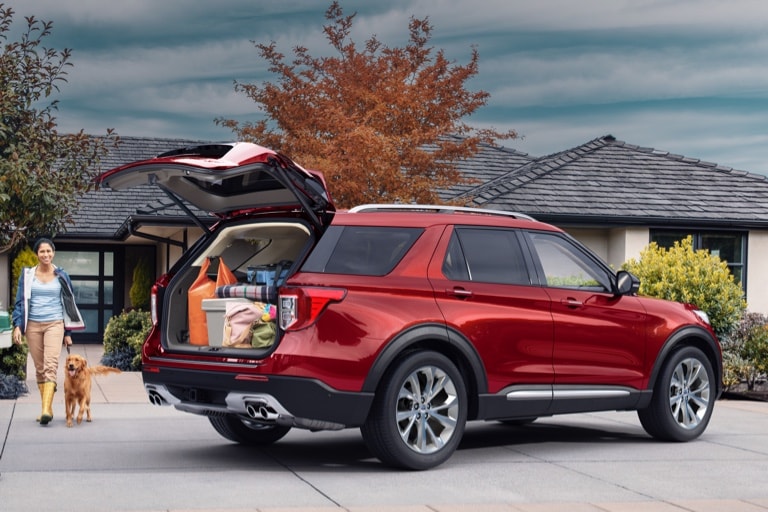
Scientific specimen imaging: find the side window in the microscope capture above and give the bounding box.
[527,231,611,291]
[302,226,422,276]
[443,228,531,285]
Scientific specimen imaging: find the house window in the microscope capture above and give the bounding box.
[55,250,114,339]
[650,230,746,290]
[54,244,155,343]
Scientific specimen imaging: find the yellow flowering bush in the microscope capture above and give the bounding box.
[622,236,746,339]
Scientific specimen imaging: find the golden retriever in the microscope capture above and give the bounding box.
[64,354,122,427]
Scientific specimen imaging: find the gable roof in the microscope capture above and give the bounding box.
[67,135,537,240]
[432,135,535,198]
[450,135,768,229]
[64,133,768,240]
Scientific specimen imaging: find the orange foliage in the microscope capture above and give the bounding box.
[216,1,516,208]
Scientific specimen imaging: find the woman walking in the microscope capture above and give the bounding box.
[11,238,84,425]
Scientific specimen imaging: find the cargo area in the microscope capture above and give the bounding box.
[162,221,312,350]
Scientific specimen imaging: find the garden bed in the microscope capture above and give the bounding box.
[722,382,768,402]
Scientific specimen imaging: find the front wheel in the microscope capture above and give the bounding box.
[361,351,468,470]
[638,346,715,442]
[209,415,291,445]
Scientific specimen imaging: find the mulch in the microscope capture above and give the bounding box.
[721,389,768,402]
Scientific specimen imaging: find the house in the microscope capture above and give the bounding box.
[444,134,768,314]
[2,134,766,344]
[0,137,214,343]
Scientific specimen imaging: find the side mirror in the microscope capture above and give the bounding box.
[615,270,640,296]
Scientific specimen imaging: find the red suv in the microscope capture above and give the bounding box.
[99,142,722,470]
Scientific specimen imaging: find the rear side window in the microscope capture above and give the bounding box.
[302,226,422,275]
[443,227,531,285]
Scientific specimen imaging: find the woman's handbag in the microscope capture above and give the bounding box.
[188,257,237,345]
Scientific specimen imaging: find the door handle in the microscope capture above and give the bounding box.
[447,287,473,298]
[560,298,582,308]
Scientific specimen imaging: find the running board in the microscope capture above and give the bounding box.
[506,387,632,401]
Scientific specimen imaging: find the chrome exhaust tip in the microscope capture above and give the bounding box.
[245,401,279,421]
[148,390,166,406]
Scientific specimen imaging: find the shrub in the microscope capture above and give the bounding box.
[11,245,39,306]
[129,259,152,310]
[0,344,29,399]
[0,371,28,399]
[102,310,152,371]
[0,342,27,379]
[721,312,768,391]
[0,245,41,394]
[622,236,746,339]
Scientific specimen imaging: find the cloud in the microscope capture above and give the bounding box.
[407,0,768,33]
[475,106,768,175]
[7,0,768,175]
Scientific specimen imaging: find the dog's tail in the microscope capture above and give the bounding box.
[87,365,123,376]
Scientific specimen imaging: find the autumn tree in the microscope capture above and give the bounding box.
[216,1,515,208]
[0,4,119,252]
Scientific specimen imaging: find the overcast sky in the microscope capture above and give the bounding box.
[7,0,768,175]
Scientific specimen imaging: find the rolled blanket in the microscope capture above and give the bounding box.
[215,284,273,302]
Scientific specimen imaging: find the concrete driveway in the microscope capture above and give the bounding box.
[1,344,767,512]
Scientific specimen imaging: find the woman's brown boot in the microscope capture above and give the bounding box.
[40,381,56,425]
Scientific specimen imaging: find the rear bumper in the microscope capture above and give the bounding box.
[142,367,373,430]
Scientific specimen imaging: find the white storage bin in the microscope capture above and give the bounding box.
[201,298,251,347]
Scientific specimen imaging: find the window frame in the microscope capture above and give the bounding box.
[650,229,747,294]
[523,230,614,292]
[301,225,423,276]
[444,226,533,286]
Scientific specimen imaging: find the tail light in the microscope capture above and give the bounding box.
[280,287,346,331]
[150,285,158,325]
[149,273,172,327]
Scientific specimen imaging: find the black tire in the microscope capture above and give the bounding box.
[208,415,291,445]
[638,346,715,442]
[361,351,468,470]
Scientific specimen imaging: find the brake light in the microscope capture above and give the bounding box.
[149,273,172,327]
[150,284,158,326]
[280,287,346,331]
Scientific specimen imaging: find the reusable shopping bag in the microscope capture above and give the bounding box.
[188,257,237,345]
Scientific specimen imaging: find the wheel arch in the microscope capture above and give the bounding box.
[642,325,723,407]
[361,323,487,420]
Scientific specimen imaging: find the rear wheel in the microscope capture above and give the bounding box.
[209,415,291,445]
[638,346,715,442]
[361,351,467,470]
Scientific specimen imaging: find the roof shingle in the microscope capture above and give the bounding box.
[451,135,768,227]
[66,134,768,238]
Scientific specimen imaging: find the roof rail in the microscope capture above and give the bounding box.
[348,204,536,221]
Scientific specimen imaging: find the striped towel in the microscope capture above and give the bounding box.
[215,285,272,302]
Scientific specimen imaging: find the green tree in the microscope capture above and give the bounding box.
[0,4,119,253]
[216,1,515,208]
[622,236,746,339]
